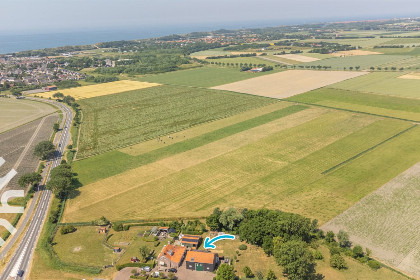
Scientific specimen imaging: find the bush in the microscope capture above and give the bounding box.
[123,225,130,231]
[243,266,253,278]
[330,254,347,270]
[113,222,123,232]
[238,244,247,250]
[368,260,381,270]
[116,262,150,271]
[313,250,323,260]
[353,245,364,258]
[60,225,76,235]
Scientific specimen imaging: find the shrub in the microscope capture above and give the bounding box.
[313,250,323,260]
[116,263,150,271]
[238,244,247,250]
[60,225,76,235]
[113,222,123,232]
[330,254,347,270]
[368,260,381,270]
[242,266,253,278]
[353,245,364,258]
[123,225,130,231]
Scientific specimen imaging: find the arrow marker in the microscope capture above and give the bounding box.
[203,234,235,249]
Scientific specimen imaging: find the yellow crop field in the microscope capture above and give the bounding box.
[212,70,368,99]
[33,80,161,100]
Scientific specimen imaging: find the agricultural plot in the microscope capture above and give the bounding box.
[327,72,420,99]
[0,114,58,191]
[139,66,270,87]
[303,37,395,48]
[274,54,320,62]
[34,80,160,100]
[329,50,382,57]
[64,109,420,225]
[378,56,420,69]
[76,85,276,158]
[288,87,420,121]
[212,70,367,99]
[322,161,420,278]
[379,38,420,46]
[299,54,408,70]
[0,98,56,133]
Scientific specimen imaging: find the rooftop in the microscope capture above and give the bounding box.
[185,250,217,264]
[158,244,186,264]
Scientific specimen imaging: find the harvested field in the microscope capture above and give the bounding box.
[327,72,420,99]
[33,80,160,100]
[76,85,276,158]
[0,114,58,192]
[0,98,56,133]
[212,70,367,99]
[321,161,420,278]
[398,72,420,80]
[330,50,382,57]
[274,54,320,62]
[64,110,420,224]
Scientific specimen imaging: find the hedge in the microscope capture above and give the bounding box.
[116,262,150,271]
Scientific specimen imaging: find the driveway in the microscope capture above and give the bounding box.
[113,267,142,280]
[175,264,215,280]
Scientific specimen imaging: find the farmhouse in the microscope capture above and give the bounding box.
[113,247,121,253]
[157,244,187,269]
[180,234,201,249]
[98,227,107,234]
[44,85,57,91]
[185,250,219,272]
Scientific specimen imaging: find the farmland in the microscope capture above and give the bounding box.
[212,70,367,99]
[299,54,409,70]
[64,107,420,224]
[76,85,276,158]
[327,72,420,99]
[274,54,320,62]
[139,66,271,87]
[0,98,56,133]
[322,161,420,278]
[34,80,160,100]
[288,87,420,121]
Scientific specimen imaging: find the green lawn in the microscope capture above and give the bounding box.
[139,66,271,87]
[76,85,276,158]
[327,72,420,99]
[287,87,420,121]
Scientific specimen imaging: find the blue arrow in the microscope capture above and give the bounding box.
[203,234,235,249]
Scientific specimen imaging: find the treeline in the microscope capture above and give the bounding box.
[207,53,257,59]
[85,75,119,83]
[55,80,81,89]
[373,45,405,48]
[223,43,271,51]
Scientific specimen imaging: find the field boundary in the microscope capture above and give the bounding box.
[322,124,417,174]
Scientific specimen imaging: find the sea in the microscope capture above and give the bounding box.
[0,21,298,55]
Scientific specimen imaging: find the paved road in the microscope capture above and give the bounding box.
[0,98,73,280]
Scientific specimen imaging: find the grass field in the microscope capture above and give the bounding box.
[65,106,420,224]
[322,161,420,278]
[379,38,420,46]
[303,37,395,48]
[274,54,320,62]
[212,70,367,99]
[33,80,160,100]
[139,66,271,87]
[288,88,420,121]
[76,85,276,158]
[327,72,420,99]
[299,54,408,70]
[0,98,56,133]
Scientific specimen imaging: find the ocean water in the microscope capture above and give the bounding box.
[0,21,297,54]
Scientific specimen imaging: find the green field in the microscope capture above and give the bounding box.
[299,54,408,70]
[76,85,276,158]
[379,38,420,46]
[327,72,420,99]
[139,66,271,87]
[303,37,395,48]
[0,98,56,133]
[288,87,420,121]
[65,104,420,224]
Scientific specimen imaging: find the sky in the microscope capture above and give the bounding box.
[1,0,420,34]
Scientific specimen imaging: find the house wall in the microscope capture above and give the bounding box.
[185,261,215,272]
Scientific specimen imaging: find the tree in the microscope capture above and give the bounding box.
[113,222,123,231]
[34,140,55,160]
[206,207,222,231]
[273,240,316,280]
[266,269,277,280]
[255,270,264,280]
[219,207,244,232]
[216,264,236,280]
[18,172,42,188]
[243,266,253,278]
[330,254,347,269]
[46,164,74,199]
[352,245,364,258]
[60,225,76,235]
[12,90,22,97]
[325,231,335,243]
[53,123,60,132]
[138,245,149,262]
[63,95,75,105]
[367,260,381,270]
[53,92,64,99]
[337,230,350,248]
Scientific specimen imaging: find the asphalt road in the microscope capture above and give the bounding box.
[0,98,73,280]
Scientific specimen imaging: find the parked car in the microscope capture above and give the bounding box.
[142,266,151,272]
[17,270,24,277]
[168,268,177,273]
